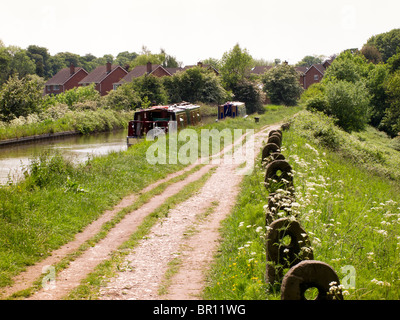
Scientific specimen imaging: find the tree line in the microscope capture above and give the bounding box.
[0,42,181,85]
[301,28,400,137]
[0,42,288,123]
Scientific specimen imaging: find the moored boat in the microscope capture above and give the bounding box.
[127,102,201,146]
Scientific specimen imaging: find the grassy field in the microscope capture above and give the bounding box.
[0,105,300,291]
[204,110,400,300]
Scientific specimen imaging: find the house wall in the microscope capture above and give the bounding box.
[304,66,323,89]
[64,69,88,92]
[98,67,128,96]
[45,85,63,95]
[151,67,170,77]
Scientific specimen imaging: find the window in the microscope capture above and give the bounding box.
[314,75,319,81]
[54,85,60,91]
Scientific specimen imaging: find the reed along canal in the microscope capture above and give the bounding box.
[0,115,217,185]
[0,129,129,185]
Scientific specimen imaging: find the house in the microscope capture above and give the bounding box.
[79,62,128,96]
[44,64,88,95]
[302,63,328,89]
[295,66,308,88]
[250,65,273,76]
[183,62,219,75]
[114,62,180,87]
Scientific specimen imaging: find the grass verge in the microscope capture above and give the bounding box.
[203,110,400,300]
[0,105,300,292]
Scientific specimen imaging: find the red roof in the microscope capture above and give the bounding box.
[250,65,273,75]
[116,64,180,85]
[45,67,87,85]
[79,64,126,84]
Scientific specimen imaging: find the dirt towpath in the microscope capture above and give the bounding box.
[2,123,280,300]
[99,124,278,300]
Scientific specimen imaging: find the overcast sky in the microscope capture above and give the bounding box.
[1,0,399,66]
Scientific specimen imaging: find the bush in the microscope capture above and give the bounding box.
[300,83,328,113]
[130,75,168,107]
[0,74,44,121]
[380,70,400,137]
[105,83,141,110]
[324,80,371,132]
[170,67,228,104]
[261,64,303,106]
[231,79,264,114]
[53,84,101,107]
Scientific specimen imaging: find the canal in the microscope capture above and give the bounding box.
[0,129,129,185]
[0,115,218,185]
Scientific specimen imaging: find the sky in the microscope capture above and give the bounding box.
[1,0,399,66]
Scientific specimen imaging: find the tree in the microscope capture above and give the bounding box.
[0,47,11,84]
[295,55,325,67]
[322,51,370,84]
[219,44,254,90]
[130,47,166,68]
[115,51,138,69]
[130,75,168,107]
[231,79,264,114]
[8,47,36,78]
[361,45,383,64]
[387,52,400,74]
[104,83,141,110]
[0,74,44,121]
[27,45,51,78]
[167,67,228,104]
[380,71,400,136]
[324,80,371,132]
[261,64,303,106]
[366,28,400,62]
[366,63,389,127]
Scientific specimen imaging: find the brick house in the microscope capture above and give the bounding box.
[302,64,328,89]
[183,62,219,75]
[250,65,273,76]
[114,62,183,88]
[79,62,128,96]
[44,64,88,95]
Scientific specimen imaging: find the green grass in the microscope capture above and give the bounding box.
[0,109,135,140]
[204,110,400,300]
[0,105,300,291]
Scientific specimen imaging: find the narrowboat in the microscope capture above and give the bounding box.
[127,102,201,146]
[217,101,246,120]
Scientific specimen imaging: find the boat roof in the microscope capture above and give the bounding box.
[137,103,200,113]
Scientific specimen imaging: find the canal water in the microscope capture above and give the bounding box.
[0,116,218,185]
[0,129,129,185]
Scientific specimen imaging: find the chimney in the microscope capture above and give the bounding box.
[197,61,203,68]
[106,61,112,73]
[70,63,75,75]
[147,61,152,74]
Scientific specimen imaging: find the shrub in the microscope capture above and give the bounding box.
[300,83,328,113]
[231,79,264,114]
[130,75,168,107]
[0,74,44,121]
[324,80,371,132]
[261,64,303,106]
[380,70,400,137]
[53,84,101,107]
[170,67,228,104]
[104,83,141,110]
[26,150,73,188]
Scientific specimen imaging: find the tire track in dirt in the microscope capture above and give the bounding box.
[0,162,202,299]
[99,124,280,300]
[4,123,279,300]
